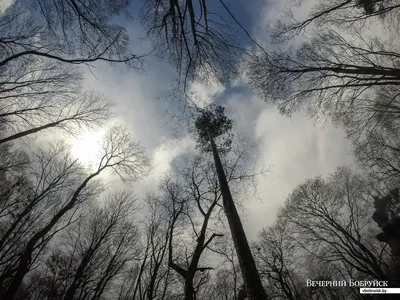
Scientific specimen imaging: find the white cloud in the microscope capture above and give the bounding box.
[188,80,225,108]
[220,0,357,240]
[82,63,176,151]
[0,0,14,14]
[249,109,354,240]
[223,89,354,240]
[133,135,195,198]
[150,136,195,176]
[76,0,356,242]
[83,57,354,242]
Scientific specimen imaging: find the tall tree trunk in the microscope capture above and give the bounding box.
[207,129,268,300]
[184,274,195,300]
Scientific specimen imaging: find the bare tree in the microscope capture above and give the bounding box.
[0,0,141,146]
[200,237,243,300]
[15,192,140,300]
[354,128,400,181]
[115,190,182,300]
[200,269,239,300]
[248,0,400,192]
[270,0,400,42]
[0,1,142,69]
[256,221,306,300]
[0,126,29,175]
[248,30,400,119]
[349,87,400,181]
[140,195,172,300]
[0,91,113,145]
[60,190,139,300]
[279,167,394,286]
[0,125,149,300]
[191,104,268,300]
[28,249,78,300]
[0,142,84,293]
[161,156,225,300]
[248,28,400,186]
[254,167,400,299]
[0,60,80,107]
[139,0,245,89]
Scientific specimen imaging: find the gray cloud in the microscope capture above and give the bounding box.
[217,85,355,240]
[74,0,355,242]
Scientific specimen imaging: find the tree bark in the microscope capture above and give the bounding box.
[207,129,268,300]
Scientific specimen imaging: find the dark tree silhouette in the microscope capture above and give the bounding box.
[0,126,149,300]
[248,28,400,184]
[270,0,400,42]
[139,0,246,89]
[141,199,171,300]
[255,167,400,300]
[192,104,268,300]
[0,61,80,107]
[256,222,305,300]
[162,160,223,300]
[279,167,393,285]
[373,188,400,256]
[0,142,83,294]
[0,91,113,145]
[0,1,142,69]
[249,30,400,118]
[199,237,242,300]
[62,191,139,300]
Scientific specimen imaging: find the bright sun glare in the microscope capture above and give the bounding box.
[71,131,104,165]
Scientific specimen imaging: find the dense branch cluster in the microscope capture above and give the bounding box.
[140,0,242,87]
[192,104,233,154]
[1,0,400,299]
[0,1,259,298]
[248,0,400,184]
[246,0,400,298]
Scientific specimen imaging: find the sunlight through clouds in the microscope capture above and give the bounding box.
[70,131,104,166]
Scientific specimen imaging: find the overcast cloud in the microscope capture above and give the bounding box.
[76,0,355,241]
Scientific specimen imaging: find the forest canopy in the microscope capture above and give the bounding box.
[0,0,400,299]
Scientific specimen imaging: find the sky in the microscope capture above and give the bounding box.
[0,0,14,13]
[16,0,355,241]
